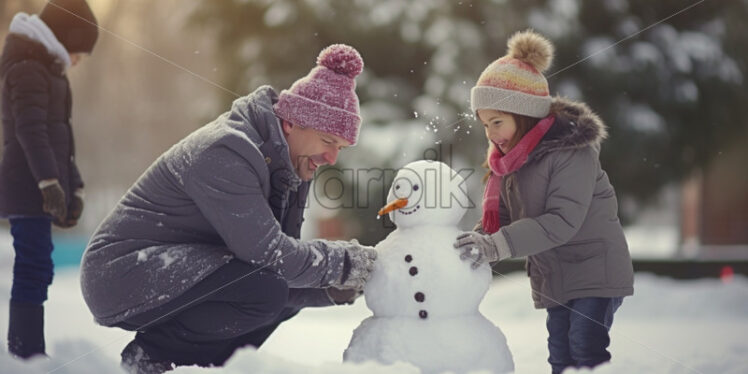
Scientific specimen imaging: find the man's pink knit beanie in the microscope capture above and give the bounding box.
[274,44,364,145]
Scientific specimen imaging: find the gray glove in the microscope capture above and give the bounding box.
[332,240,377,290]
[453,231,508,269]
[65,189,84,225]
[40,179,67,223]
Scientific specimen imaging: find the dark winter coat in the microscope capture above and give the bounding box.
[81,86,347,326]
[491,97,634,309]
[0,34,83,217]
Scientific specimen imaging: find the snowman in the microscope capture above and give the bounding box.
[344,160,514,374]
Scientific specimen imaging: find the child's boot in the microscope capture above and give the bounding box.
[7,300,46,359]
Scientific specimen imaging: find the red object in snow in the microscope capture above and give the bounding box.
[720,266,734,284]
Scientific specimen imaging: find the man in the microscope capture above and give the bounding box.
[0,0,98,359]
[79,44,376,372]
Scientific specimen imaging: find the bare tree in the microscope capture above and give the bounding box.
[65,0,224,232]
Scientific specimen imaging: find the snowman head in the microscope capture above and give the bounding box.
[378,160,469,228]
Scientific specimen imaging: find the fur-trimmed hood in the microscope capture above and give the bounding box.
[529,97,608,162]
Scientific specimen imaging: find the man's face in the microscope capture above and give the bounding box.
[281,121,351,181]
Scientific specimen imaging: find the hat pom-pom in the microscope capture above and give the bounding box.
[507,30,554,73]
[317,44,364,78]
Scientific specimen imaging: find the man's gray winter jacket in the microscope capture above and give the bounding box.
[81,86,348,325]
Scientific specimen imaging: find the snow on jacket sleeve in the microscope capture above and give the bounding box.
[184,145,347,288]
[7,61,59,181]
[500,147,597,257]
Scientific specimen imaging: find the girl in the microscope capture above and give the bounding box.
[453,30,634,374]
[0,0,97,358]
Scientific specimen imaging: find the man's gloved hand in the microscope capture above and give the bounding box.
[453,231,510,269]
[332,240,377,290]
[39,179,67,223]
[326,287,363,305]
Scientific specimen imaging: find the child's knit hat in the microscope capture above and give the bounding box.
[39,0,98,54]
[274,44,364,145]
[471,30,554,118]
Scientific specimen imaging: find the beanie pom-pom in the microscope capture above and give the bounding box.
[317,44,364,78]
[507,30,554,73]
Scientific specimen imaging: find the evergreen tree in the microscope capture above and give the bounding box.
[189,0,747,240]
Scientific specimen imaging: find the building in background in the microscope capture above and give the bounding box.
[681,132,748,260]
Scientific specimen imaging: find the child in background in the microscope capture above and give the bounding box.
[0,0,97,359]
[453,30,634,373]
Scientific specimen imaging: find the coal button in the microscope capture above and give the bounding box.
[405,255,413,262]
[414,292,425,302]
[419,310,428,319]
[409,266,418,276]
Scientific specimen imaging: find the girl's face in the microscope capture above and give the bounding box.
[479,109,517,154]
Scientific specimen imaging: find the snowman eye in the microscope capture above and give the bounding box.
[395,185,400,190]
[413,185,419,191]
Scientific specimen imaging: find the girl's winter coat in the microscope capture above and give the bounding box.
[80,87,347,326]
[489,97,634,309]
[0,34,83,217]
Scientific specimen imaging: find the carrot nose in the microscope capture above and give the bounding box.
[378,198,408,216]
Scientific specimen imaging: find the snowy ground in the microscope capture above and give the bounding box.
[1,234,747,374]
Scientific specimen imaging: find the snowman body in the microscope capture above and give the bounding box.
[344,160,514,374]
[364,225,489,319]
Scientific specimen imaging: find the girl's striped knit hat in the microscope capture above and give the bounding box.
[471,30,554,118]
